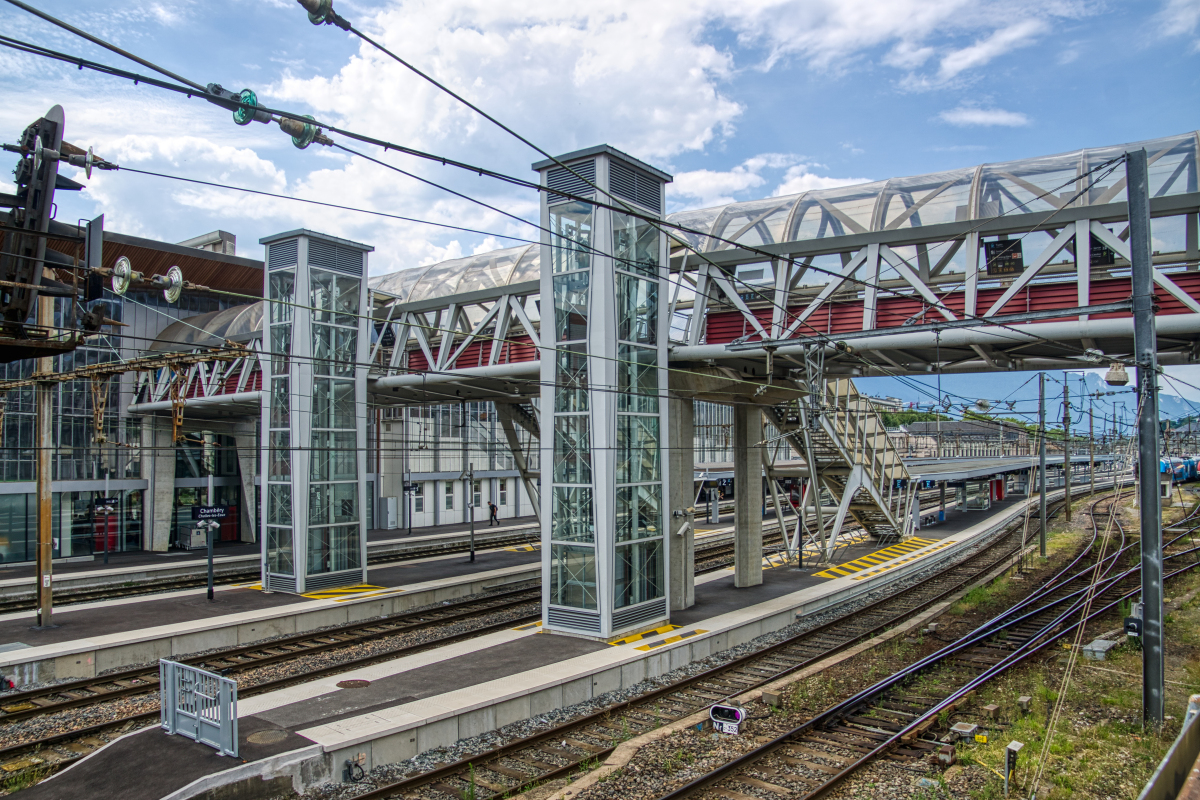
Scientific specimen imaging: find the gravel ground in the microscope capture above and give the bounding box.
[285,518,1036,800]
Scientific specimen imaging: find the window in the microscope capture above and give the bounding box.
[499,480,507,506]
[473,480,482,509]
[445,481,454,510]
[413,483,424,513]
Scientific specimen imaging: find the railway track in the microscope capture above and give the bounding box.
[654,491,1194,800]
[339,490,1116,800]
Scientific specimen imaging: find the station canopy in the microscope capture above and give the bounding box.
[367,130,1197,296]
[149,302,263,351]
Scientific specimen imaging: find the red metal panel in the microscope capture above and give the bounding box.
[704,274,1200,344]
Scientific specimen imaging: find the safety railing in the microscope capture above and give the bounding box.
[159,659,238,757]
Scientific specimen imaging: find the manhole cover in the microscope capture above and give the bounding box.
[337,679,371,689]
[246,730,288,745]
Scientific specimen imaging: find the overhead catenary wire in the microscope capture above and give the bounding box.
[0,15,1146,369]
[0,7,1167,427]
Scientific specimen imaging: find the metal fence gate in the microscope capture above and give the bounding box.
[159,659,238,757]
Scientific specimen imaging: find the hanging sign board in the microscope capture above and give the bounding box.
[1089,240,1115,266]
[192,505,230,521]
[983,240,1024,276]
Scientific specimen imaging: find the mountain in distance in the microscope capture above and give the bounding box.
[856,370,1197,431]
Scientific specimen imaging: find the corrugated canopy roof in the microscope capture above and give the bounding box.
[150,302,262,351]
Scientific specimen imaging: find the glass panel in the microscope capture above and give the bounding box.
[552,486,594,542]
[612,210,660,277]
[310,432,330,481]
[554,345,588,413]
[553,272,590,342]
[617,344,658,413]
[307,523,361,574]
[334,482,357,523]
[617,415,661,484]
[267,484,291,526]
[334,275,360,326]
[312,325,357,377]
[333,432,357,480]
[616,484,661,542]
[309,484,330,525]
[549,201,593,274]
[553,415,591,484]
[270,378,289,428]
[268,271,294,324]
[266,525,293,575]
[549,543,597,610]
[270,325,290,374]
[616,274,657,345]
[268,430,290,479]
[312,380,356,430]
[614,539,664,609]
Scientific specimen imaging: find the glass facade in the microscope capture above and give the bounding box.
[266,265,295,578]
[613,210,666,615]
[307,268,360,576]
[548,187,596,614]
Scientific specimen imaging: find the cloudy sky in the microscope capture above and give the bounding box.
[4,0,1200,404]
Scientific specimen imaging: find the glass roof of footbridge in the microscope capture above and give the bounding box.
[367,131,1198,302]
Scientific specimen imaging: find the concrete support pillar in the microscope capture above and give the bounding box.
[733,404,763,588]
[233,421,258,544]
[668,397,695,610]
[149,418,175,552]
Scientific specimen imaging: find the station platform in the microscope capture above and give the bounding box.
[0,513,762,687]
[19,480,1112,800]
[0,516,542,605]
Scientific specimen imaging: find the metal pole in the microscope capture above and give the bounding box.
[1128,147,1164,726]
[1063,377,1071,522]
[103,447,110,565]
[35,293,54,628]
[207,521,216,601]
[468,462,476,562]
[1090,401,1095,496]
[1039,372,1047,558]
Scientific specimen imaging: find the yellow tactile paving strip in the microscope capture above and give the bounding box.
[302,583,384,599]
[609,624,680,646]
[813,537,940,578]
[635,629,708,651]
[848,539,957,580]
[512,621,543,631]
[505,544,540,552]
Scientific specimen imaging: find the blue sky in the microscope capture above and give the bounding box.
[3,0,1200,405]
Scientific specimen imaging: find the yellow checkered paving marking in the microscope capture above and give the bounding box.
[506,544,541,552]
[850,539,956,580]
[609,624,680,646]
[635,629,709,651]
[302,583,384,599]
[813,537,940,579]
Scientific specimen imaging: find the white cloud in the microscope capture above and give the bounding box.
[939,105,1030,126]
[936,19,1047,81]
[670,153,800,207]
[1156,0,1200,50]
[774,166,870,196]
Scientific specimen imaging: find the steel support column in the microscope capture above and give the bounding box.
[733,404,763,588]
[669,396,695,610]
[1129,148,1165,726]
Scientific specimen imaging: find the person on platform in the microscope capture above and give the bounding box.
[488,500,499,526]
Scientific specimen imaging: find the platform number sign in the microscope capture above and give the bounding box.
[984,239,1024,276]
[1090,239,1115,266]
[710,704,746,735]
